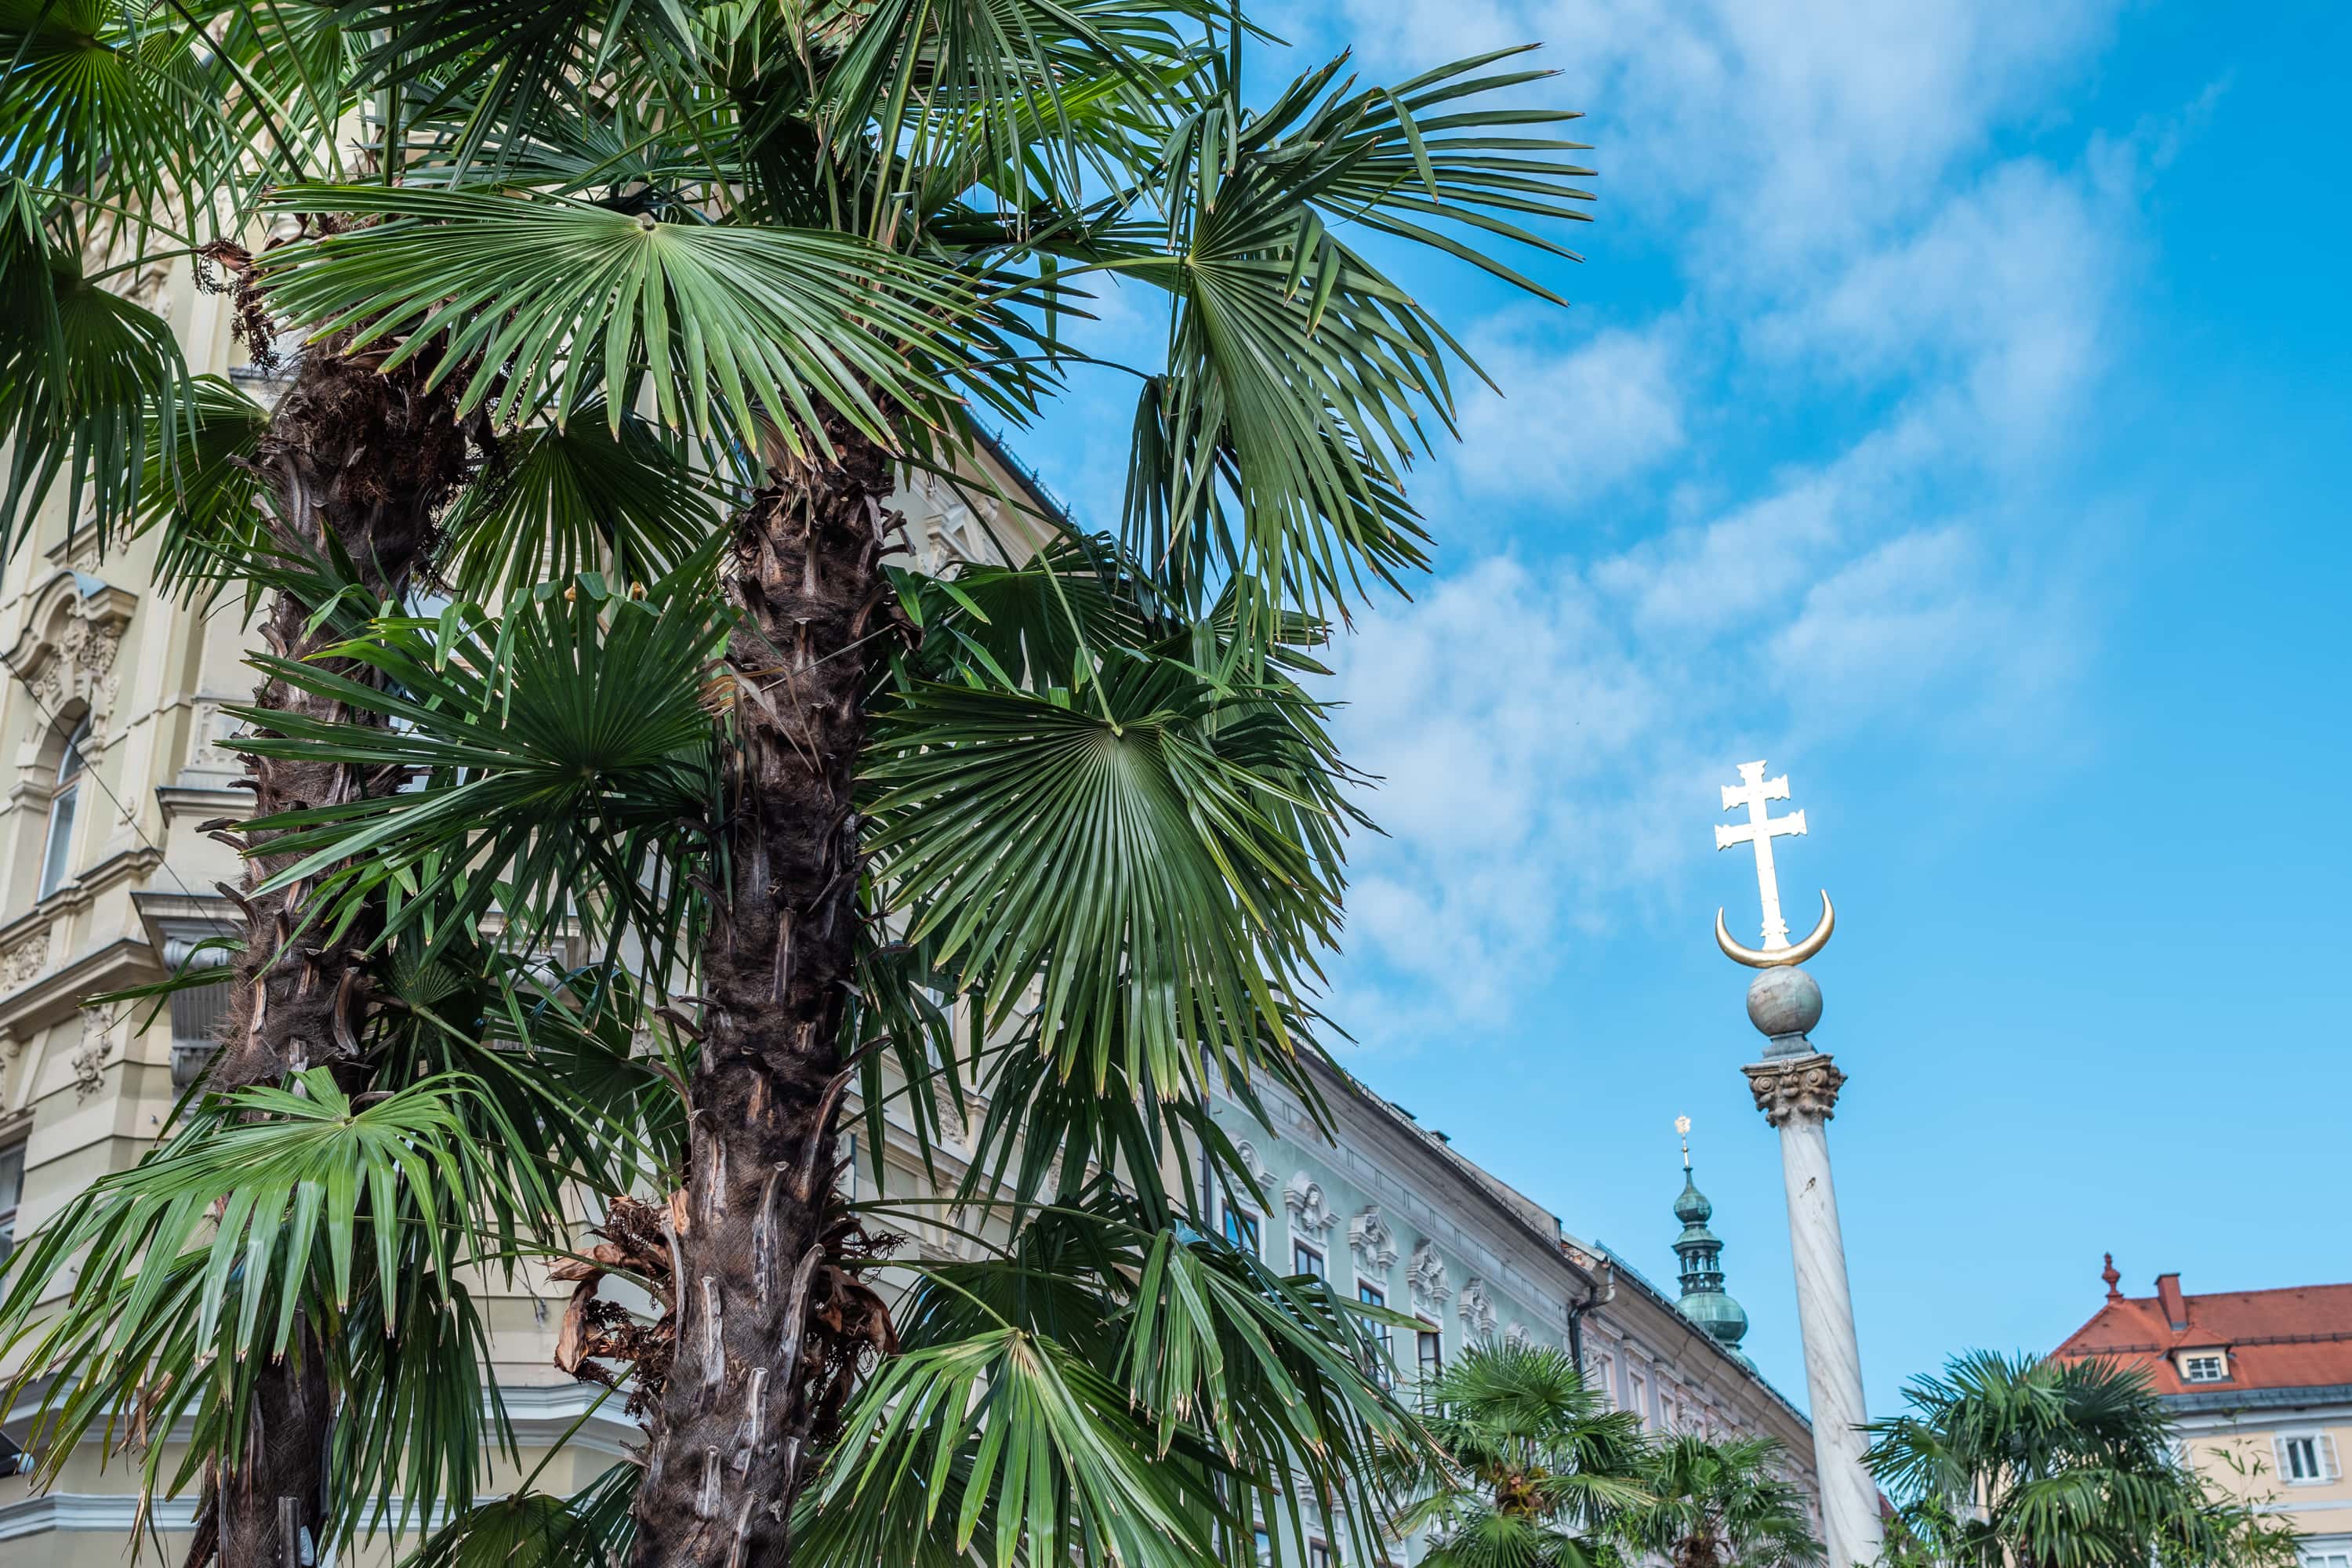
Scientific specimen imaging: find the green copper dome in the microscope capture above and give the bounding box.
[1674,1171,1712,1226]
[1670,1164,1751,1363]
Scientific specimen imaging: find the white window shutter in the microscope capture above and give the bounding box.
[2323,1434,2340,1482]
[2274,1436,2292,1478]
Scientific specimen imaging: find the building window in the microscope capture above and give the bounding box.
[1293,1240,1325,1280]
[1358,1283,1394,1384]
[0,1135,24,1262]
[2180,1352,2227,1383]
[1417,1323,1443,1381]
[2301,1554,2351,1568]
[38,714,89,898]
[1308,1541,1330,1568]
[1223,1204,1262,1258]
[1628,1370,1648,1427]
[1252,1529,1272,1566]
[2278,1434,2339,1484]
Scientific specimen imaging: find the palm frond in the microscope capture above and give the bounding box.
[136,372,270,604]
[0,0,209,201]
[335,0,699,180]
[401,1458,640,1567]
[437,405,728,606]
[0,181,186,553]
[223,561,728,967]
[253,183,1031,450]
[0,1069,546,1505]
[864,641,1356,1100]
[1113,48,1594,612]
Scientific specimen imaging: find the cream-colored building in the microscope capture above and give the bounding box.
[2057,1265,2352,1568]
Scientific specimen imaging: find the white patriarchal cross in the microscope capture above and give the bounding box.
[1715,760,1807,949]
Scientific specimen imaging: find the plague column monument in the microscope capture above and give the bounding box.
[1712,761,1882,1566]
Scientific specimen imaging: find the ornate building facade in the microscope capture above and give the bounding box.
[1207,1056,1823,1563]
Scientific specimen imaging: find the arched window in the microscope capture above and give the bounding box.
[38,714,89,898]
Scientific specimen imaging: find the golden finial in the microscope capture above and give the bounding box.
[1675,1115,1692,1169]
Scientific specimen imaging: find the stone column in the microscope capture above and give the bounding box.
[1742,972,1882,1568]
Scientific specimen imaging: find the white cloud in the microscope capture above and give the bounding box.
[1329,0,2122,275]
[1452,324,1688,499]
[1218,0,2186,1051]
[1319,136,2145,1049]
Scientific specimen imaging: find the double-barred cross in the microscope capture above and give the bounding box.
[1715,760,1807,949]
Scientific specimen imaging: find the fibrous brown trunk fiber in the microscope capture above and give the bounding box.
[628,419,900,1567]
[185,346,468,1568]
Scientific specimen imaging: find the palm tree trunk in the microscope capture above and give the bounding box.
[188,347,468,1567]
[628,419,897,1566]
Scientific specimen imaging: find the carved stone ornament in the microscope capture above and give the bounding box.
[1,927,51,989]
[1406,1239,1452,1317]
[1458,1277,1498,1341]
[1504,1322,1533,1350]
[72,1007,115,1100]
[1743,1051,1846,1127]
[1233,1138,1273,1191]
[1347,1205,1398,1274]
[5,573,137,739]
[1283,1169,1335,1240]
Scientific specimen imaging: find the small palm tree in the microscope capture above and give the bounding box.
[1864,1350,2299,1568]
[1392,1341,1652,1568]
[1617,1434,1822,1568]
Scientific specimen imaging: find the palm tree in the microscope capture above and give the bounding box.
[1864,1350,2300,1568]
[0,2,1600,1565]
[1392,1341,1652,1568]
[1617,1434,1822,1568]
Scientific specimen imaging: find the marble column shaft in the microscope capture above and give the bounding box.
[1748,1051,1882,1568]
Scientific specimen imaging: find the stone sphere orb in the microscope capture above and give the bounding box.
[1745,966,1823,1039]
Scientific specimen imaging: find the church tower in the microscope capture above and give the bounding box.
[1671,1117,1752,1366]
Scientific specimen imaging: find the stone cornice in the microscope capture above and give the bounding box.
[0,935,158,1042]
[1743,1051,1846,1127]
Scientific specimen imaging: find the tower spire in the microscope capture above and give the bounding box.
[1669,1119,1751,1366]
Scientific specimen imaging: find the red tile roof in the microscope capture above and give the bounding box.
[2055,1277,2352,1396]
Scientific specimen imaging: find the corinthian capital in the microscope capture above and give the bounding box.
[1743,1052,1846,1127]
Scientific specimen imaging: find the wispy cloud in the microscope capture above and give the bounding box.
[1300,0,2161,1048]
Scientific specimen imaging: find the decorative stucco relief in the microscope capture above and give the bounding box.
[1347,1205,1397,1275]
[1233,1138,1273,1192]
[7,576,137,742]
[1284,1170,1335,1240]
[72,1006,115,1100]
[1406,1239,1452,1319]
[1,927,51,990]
[1458,1276,1498,1340]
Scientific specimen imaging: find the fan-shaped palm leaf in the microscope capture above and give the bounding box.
[862,645,1352,1097]
[0,182,185,550]
[252,183,1031,449]
[223,565,726,967]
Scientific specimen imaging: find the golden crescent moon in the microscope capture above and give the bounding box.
[1714,890,1835,969]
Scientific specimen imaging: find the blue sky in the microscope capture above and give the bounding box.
[1011,0,2352,1421]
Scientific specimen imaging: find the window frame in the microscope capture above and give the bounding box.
[1416,1319,1443,1381]
[1356,1281,1394,1385]
[38,713,90,899]
[1292,1239,1326,1280]
[2278,1433,2338,1485]
[2180,1352,2228,1384]
[1221,1202,1263,1260]
[0,1132,26,1264]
